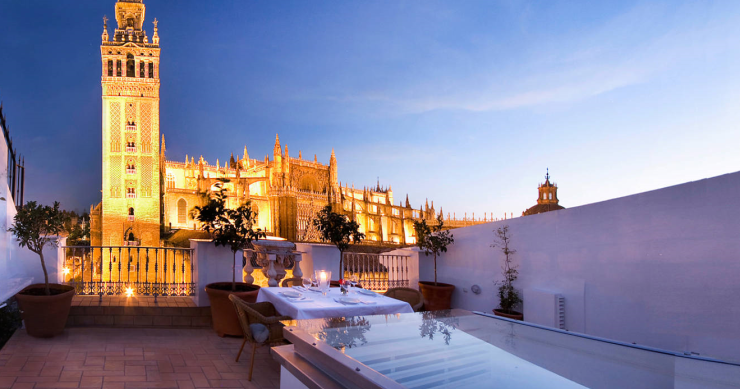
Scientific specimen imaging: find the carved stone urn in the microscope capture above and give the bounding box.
[243,240,303,287]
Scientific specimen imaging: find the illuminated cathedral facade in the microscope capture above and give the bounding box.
[91,0,488,248]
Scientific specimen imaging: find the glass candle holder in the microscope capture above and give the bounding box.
[314,270,332,295]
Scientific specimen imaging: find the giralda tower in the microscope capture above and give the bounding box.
[99,0,161,246]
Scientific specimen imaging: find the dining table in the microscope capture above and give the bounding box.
[255,286,414,320]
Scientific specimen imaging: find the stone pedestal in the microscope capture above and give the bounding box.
[243,240,303,287]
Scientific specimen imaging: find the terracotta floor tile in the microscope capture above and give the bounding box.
[0,377,17,389]
[2,329,278,389]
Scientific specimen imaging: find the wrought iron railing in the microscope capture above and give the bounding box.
[1,104,25,208]
[61,246,195,297]
[342,253,410,292]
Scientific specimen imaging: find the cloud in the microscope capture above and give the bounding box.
[314,2,740,115]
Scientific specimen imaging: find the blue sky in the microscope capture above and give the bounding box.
[1,0,739,218]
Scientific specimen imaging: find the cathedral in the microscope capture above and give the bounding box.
[90,0,487,248]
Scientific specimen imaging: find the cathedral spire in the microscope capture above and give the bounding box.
[152,18,159,45]
[273,134,282,157]
[102,15,109,41]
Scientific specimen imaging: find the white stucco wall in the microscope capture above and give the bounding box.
[1,136,64,301]
[190,239,242,306]
[419,171,740,362]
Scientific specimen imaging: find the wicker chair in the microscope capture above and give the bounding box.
[280,277,303,287]
[384,287,424,312]
[228,295,292,381]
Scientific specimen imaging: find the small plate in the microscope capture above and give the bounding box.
[279,291,302,298]
[356,289,376,296]
[338,297,361,304]
[307,287,322,293]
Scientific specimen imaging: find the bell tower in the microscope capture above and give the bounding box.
[100,0,161,246]
[537,168,559,206]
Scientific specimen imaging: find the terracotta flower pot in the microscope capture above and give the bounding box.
[205,282,260,337]
[493,309,523,321]
[15,283,75,338]
[418,281,455,311]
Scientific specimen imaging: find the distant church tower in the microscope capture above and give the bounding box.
[99,0,161,246]
[522,169,565,216]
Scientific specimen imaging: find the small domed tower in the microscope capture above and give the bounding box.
[538,169,558,205]
[523,169,565,216]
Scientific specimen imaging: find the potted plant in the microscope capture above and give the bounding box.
[413,215,454,311]
[9,201,74,337]
[491,225,523,320]
[313,205,364,280]
[191,186,266,336]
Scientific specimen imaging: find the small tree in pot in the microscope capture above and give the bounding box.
[9,201,75,337]
[313,205,364,280]
[413,215,454,311]
[191,186,266,336]
[491,225,523,320]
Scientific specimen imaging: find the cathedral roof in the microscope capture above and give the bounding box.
[522,202,565,216]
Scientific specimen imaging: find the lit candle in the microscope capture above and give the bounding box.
[319,271,327,282]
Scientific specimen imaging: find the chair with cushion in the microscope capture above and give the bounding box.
[229,295,292,381]
[281,277,303,287]
[384,287,424,312]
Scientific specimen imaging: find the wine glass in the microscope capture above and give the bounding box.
[350,274,359,290]
[302,277,312,290]
[310,276,318,289]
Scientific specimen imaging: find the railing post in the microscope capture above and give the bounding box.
[153,248,158,302]
[172,250,177,294]
[162,249,167,296]
[243,250,254,284]
[145,248,150,296]
[267,254,278,287]
[99,247,104,302]
[293,252,303,279]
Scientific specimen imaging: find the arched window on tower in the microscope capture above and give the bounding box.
[128,207,135,221]
[126,161,136,174]
[166,173,175,189]
[177,199,187,224]
[126,54,135,77]
[116,60,122,77]
[107,60,113,76]
[139,61,145,78]
[148,62,154,78]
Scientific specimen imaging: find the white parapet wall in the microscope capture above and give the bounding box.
[420,171,740,363]
[190,239,242,307]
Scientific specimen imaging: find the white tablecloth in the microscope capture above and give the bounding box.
[256,287,414,320]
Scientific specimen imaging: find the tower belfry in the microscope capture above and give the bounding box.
[98,0,161,246]
[522,168,565,216]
